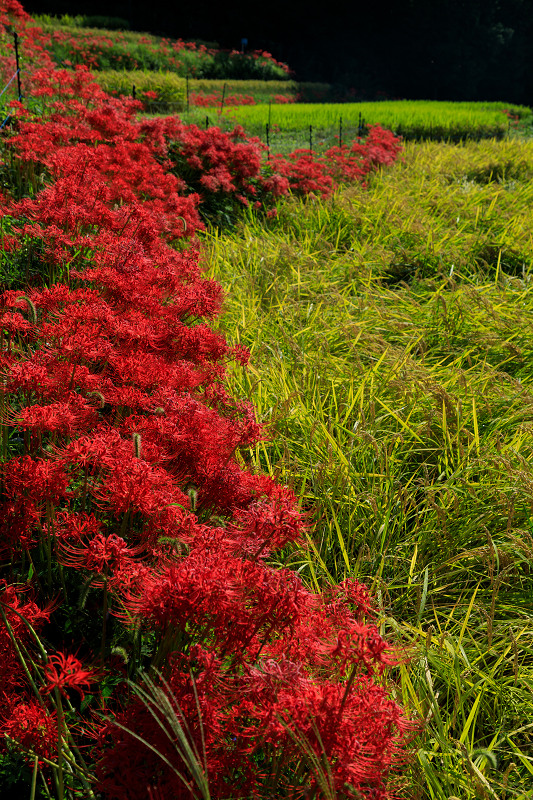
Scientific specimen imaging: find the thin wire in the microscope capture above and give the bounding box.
[0,68,23,129]
[0,69,20,100]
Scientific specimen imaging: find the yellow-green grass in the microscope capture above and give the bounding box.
[223,100,532,142]
[95,69,186,110]
[200,138,533,798]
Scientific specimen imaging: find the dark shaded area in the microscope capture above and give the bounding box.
[22,0,533,104]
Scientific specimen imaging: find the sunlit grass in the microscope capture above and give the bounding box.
[201,138,533,798]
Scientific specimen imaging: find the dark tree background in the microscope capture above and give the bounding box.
[21,0,533,104]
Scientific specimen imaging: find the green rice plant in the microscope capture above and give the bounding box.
[200,138,533,798]
[223,100,532,142]
[392,603,533,800]
[266,137,533,283]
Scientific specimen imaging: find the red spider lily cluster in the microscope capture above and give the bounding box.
[190,91,257,108]
[0,3,411,798]
[267,126,403,196]
[501,108,520,129]
[189,92,296,109]
[273,93,296,103]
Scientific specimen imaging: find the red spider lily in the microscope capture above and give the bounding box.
[190,91,257,108]
[42,652,94,700]
[120,553,308,657]
[273,94,295,103]
[0,580,52,636]
[3,397,99,436]
[58,533,142,575]
[18,21,289,79]
[2,456,70,505]
[2,701,57,761]
[52,510,103,542]
[0,585,53,740]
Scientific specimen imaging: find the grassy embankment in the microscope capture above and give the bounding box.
[202,137,533,799]
[31,15,290,79]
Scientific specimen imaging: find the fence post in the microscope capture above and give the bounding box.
[13,32,22,100]
[219,82,227,116]
[309,124,313,153]
[266,122,270,154]
[205,115,209,130]
[132,84,136,100]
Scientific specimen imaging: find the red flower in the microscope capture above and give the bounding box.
[42,652,94,700]
[58,533,141,581]
[3,702,57,760]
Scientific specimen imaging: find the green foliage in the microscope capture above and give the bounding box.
[34,13,130,30]
[202,137,533,799]
[75,16,131,30]
[0,747,45,797]
[31,22,180,72]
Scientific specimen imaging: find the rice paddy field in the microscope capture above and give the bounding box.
[215,100,533,150]
[202,136,533,799]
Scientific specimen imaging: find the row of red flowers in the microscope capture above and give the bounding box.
[0,4,411,798]
[189,92,295,108]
